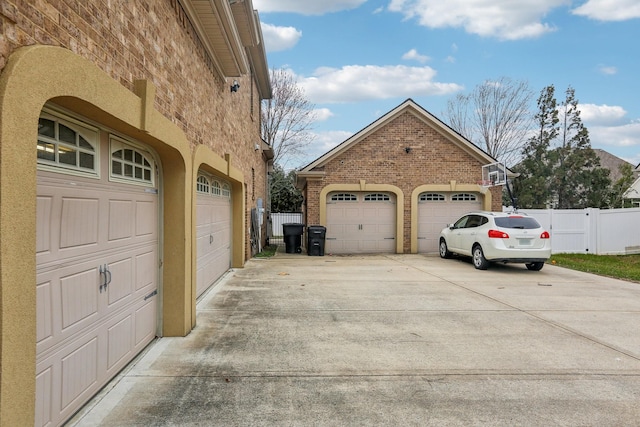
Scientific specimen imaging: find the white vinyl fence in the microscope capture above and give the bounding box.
[270,212,303,243]
[504,207,640,255]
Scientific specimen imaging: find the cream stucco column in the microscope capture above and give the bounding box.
[0,45,192,426]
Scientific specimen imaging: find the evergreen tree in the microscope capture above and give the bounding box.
[550,87,610,208]
[269,164,303,212]
[512,85,557,208]
[514,85,611,209]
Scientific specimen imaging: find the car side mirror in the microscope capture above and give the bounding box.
[448,224,455,229]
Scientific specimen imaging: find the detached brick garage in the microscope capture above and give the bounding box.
[296,99,504,254]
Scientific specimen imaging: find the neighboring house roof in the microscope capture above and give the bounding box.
[624,176,640,199]
[297,98,504,187]
[593,149,636,183]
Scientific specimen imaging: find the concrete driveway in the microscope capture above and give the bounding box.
[68,252,640,426]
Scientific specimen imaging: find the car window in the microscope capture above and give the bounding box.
[494,216,541,229]
[465,215,487,228]
[453,216,469,228]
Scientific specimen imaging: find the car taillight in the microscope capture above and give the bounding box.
[540,231,550,239]
[488,229,509,238]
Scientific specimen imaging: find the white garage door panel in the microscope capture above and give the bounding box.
[196,182,232,298]
[35,294,155,425]
[36,173,158,266]
[36,167,158,426]
[326,193,396,254]
[417,193,482,253]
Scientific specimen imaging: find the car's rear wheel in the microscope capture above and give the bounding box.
[439,239,452,259]
[472,245,489,270]
[526,262,544,271]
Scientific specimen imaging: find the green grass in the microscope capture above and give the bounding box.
[255,244,278,258]
[550,253,640,283]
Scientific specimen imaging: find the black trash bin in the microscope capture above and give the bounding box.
[307,225,326,256]
[282,223,304,254]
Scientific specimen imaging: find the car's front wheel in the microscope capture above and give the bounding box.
[472,245,489,270]
[526,262,544,271]
[439,239,452,259]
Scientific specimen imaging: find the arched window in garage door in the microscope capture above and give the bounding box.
[451,193,477,202]
[37,113,98,175]
[331,193,357,201]
[419,193,445,202]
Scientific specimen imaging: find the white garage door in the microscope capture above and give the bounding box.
[195,173,232,298]
[417,192,482,253]
[326,192,396,254]
[35,111,159,427]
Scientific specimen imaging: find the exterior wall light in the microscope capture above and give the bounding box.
[230,80,240,92]
[405,147,412,153]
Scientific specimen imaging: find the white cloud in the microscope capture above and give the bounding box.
[260,23,302,52]
[589,122,640,149]
[314,108,334,122]
[297,64,463,103]
[402,48,430,63]
[598,65,618,75]
[572,0,640,21]
[579,104,627,126]
[388,0,569,40]
[254,0,367,15]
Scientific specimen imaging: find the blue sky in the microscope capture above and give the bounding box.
[253,0,640,170]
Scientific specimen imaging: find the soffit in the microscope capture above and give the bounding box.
[181,0,248,78]
[182,0,271,98]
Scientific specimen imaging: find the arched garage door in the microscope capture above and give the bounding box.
[326,192,396,254]
[417,192,482,253]
[35,109,159,426]
[195,173,232,298]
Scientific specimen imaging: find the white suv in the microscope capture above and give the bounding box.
[439,211,551,270]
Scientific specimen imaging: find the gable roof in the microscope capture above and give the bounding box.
[297,98,502,185]
[593,149,637,182]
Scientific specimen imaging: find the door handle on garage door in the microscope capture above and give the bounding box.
[99,264,112,293]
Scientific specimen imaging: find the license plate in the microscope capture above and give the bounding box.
[518,238,533,246]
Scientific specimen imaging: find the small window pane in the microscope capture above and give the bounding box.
[37,141,56,161]
[38,119,55,137]
[144,169,151,181]
[59,124,76,144]
[78,135,93,150]
[113,150,122,159]
[112,160,122,175]
[135,166,142,179]
[59,147,77,166]
[124,149,133,162]
[135,151,142,164]
[79,152,94,169]
[124,163,133,177]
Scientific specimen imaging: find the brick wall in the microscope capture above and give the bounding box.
[304,111,502,252]
[0,0,268,258]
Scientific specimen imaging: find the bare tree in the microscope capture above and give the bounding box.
[261,68,317,168]
[445,77,534,167]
